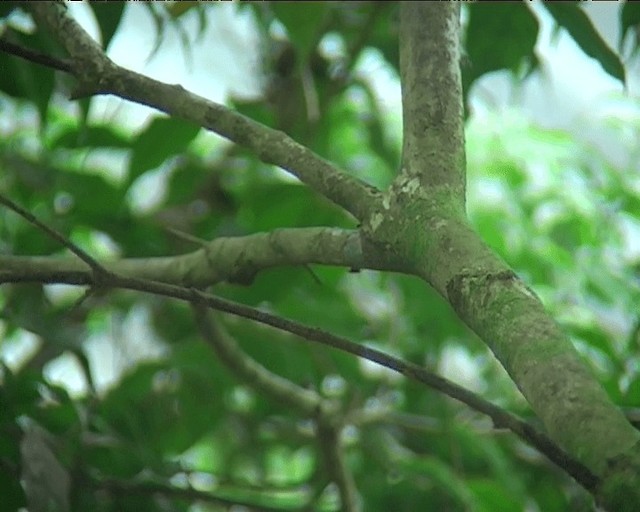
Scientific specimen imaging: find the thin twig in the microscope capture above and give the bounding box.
[0,35,73,73]
[0,193,106,276]
[99,275,599,491]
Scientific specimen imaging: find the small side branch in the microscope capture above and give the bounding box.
[192,305,322,415]
[0,35,72,72]
[193,306,361,511]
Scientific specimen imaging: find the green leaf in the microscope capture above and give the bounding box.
[271,3,329,58]
[90,2,126,50]
[621,3,640,53]
[621,377,640,408]
[57,172,127,227]
[464,3,539,91]
[128,116,201,186]
[0,31,57,123]
[468,479,523,512]
[50,124,131,149]
[543,3,625,83]
[0,464,27,511]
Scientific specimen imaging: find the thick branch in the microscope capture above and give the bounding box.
[0,228,400,287]
[26,2,378,221]
[398,2,465,204]
[391,2,640,490]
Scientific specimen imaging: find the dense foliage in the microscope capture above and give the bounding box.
[1,3,640,511]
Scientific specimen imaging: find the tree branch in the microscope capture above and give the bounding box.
[193,305,323,416]
[81,271,597,491]
[398,2,465,201]
[193,307,361,511]
[0,194,598,490]
[0,194,105,277]
[26,2,379,221]
[93,476,304,512]
[0,226,401,287]
[0,35,72,72]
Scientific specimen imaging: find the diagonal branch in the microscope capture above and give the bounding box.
[192,305,323,416]
[99,272,601,492]
[0,194,108,280]
[25,2,379,221]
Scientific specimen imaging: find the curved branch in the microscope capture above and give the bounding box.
[27,2,379,221]
[193,307,360,511]
[193,305,323,415]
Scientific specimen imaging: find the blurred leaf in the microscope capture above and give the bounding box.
[21,423,71,512]
[90,2,126,50]
[543,3,625,83]
[128,117,200,186]
[271,3,329,59]
[0,2,20,18]
[49,124,131,149]
[621,377,640,408]
[57,172,127,227]
[468,479,522,512]
[0,30,57,123]
[0,472,26,512]
[621,3,640,53]
[464,3,539,93]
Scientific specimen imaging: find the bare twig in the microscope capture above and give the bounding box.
[0,193,107,277]
[105,275,599,491]
[0,35,73,72]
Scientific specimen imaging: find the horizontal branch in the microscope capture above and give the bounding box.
[0,227,401,287]
[26,2,379,221]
